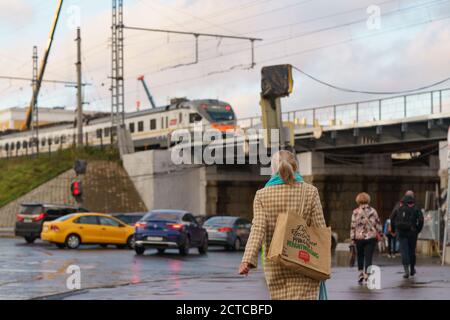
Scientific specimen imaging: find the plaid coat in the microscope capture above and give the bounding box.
[241,182,326,300]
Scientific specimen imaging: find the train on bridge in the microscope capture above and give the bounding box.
[0,98,237,158]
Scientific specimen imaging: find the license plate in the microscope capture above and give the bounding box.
[147,237,163,241]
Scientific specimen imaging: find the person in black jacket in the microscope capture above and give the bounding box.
[390,194,424,279]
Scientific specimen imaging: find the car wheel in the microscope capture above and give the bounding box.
[233,238,242,251]
[25,236,36,244]
[65,234,81,249]
[198,236,208,255]
[179,236,190,256]
[126,236,135,249]
[56,243,65,249]
[135,246,145,255]
[157,248,165,255]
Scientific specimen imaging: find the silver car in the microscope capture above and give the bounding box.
[203,216,251,251]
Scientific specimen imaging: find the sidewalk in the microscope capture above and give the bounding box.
[328,254,450,300]
[0,227,14,238]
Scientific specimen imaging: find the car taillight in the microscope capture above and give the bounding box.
[135,222,147,229]
[50,225,60,232]
[167,223,183,230]
[32,213,45,222]
[218,227,233,233]
[16,214,24,222]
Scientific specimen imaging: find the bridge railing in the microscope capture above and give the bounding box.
[237,88,450,129]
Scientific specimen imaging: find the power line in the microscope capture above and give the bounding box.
[292,66,450,95]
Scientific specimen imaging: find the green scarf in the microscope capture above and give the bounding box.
[265,172,303,187]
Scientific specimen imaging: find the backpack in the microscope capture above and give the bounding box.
[395,202,415,232]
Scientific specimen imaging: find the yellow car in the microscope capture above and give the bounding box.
[41,213,135,249]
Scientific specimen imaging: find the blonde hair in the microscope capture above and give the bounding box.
[356,192,371,205]
[271,150,298,185]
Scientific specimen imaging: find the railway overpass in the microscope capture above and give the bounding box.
[123,88,450,240]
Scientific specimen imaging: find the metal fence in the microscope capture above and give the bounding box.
[237,88,450,129]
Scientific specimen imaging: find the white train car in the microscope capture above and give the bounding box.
[0,99,237,158]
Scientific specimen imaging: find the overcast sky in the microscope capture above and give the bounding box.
[0,0,449,119]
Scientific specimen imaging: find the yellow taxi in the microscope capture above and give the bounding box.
[41,213,136,249]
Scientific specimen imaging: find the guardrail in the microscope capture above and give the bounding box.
[237,88,450,129]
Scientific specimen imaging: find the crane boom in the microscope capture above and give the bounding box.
[22,0,64,131]
[137,75,157,109]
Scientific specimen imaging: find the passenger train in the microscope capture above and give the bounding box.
[0,98,237,158]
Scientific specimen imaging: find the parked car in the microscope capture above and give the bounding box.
[134,210,208,256]
[15,203,89,244]
[110,212,145,226]
[41,213,135,249]
[203,216,251,251]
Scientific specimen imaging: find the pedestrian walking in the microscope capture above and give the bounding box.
[239,150,327,300]
[390,193,424,279]
[384,218,397,258]
[350,192,382,283]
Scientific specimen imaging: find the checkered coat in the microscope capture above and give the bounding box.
[241,182,326,300]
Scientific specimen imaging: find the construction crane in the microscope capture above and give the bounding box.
[137,75,157,109]
[22,0,64,131]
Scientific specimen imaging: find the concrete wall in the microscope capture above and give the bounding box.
[123,150,207,215]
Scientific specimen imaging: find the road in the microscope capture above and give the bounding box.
[0,238,269,300]
[1,238,449,300]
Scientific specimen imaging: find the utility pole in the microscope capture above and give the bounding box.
[111,0,125,138]
[75,27,83,146]
[32,46,39,155]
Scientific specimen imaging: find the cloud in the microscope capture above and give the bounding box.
[1,0,449,119]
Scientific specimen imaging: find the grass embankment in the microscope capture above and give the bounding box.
[0,147,119,208]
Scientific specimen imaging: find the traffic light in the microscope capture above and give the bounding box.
[260,64,294,149]
[71,180,83,203]
[261,64,293,99]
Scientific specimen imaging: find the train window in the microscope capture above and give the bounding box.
[161,117,164,129]
[189,113,202,123]
[22,141,27,149]
[150,119,156,130]
[165,117,168,128]
[16,141,21,150]
[104,127,110,137]
[179,113,183,124]
[5,143,9,151]
[129,123,135,133]
[111,126,117,136]
[11,143,14,150]
[54,137,60,144]
[61,135,66,144]
[138,121,144,132]
[48,137,53,145]
[96,128,102,139]
[41,138,46,147]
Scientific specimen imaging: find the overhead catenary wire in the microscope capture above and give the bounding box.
[292,65,450,95]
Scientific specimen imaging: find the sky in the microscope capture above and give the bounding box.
[0,0,449,119]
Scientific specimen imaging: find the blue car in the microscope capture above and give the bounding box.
[203,216,251,251]
[134,210,208,256]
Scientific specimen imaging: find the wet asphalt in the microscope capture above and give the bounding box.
[1,238,449,300]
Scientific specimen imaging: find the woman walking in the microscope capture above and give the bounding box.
[239,150,327,300]
[350,192,382,283]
